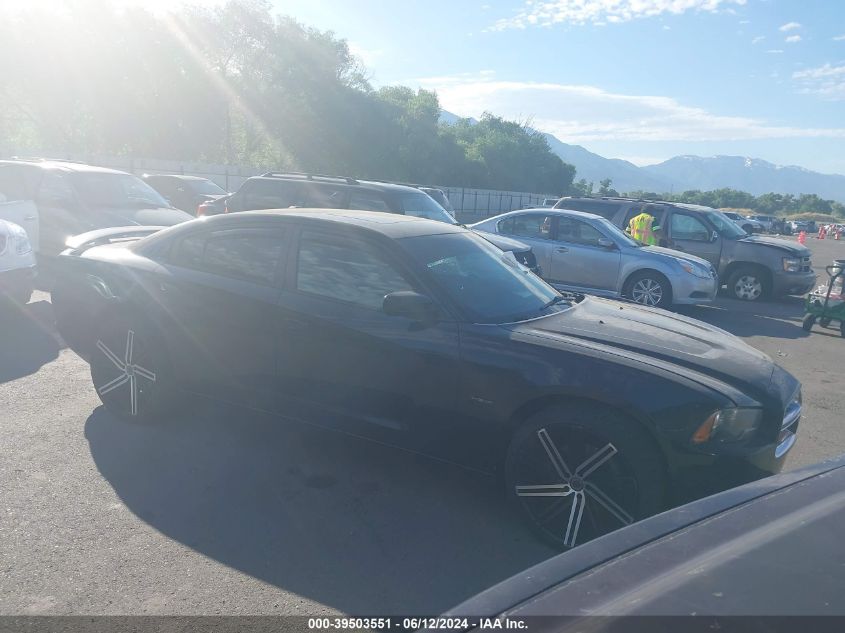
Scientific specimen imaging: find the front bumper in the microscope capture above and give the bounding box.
[772,270,816,296]
[671,273,719,305]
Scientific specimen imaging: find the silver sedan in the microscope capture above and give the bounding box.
[470,208,718,308]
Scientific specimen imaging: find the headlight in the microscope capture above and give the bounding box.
[692,408,763,444]
[677,258,710,279]
[783,257,802,272]
[7,224,31,255]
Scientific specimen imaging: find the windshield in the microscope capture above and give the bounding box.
[401,231,568,324]
[704,209,748,238]
[596,217,640,248]
[398,191,458,224]
[190,179,227,195]
[72,173,170,208]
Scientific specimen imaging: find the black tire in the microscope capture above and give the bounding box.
[89,312,177,422]
[820,317,832,328]
[803,314,816,332]
[505,403,665,550]
[623,270,672,309]
[726,266,769,302]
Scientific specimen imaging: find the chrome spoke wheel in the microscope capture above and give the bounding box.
[93,329,157,417]
[631,279,663,306]
[512,426,637,549]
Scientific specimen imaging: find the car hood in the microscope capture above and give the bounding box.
[86,205,192,227]
[736,234,810,256]
[506,297,784,400]
[640,245,713,267]
[472,230,530,252]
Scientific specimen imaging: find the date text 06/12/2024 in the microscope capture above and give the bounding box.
[306,618,528,630]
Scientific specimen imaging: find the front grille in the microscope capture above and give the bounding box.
[776,391,801,459]
[801,257,812,273]
[783,396,801,429]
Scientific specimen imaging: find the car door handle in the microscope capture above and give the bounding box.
[556,246,569,253]
[24,215,37,221]
[159,282,170,293]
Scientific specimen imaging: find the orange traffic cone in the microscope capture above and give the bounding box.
[819,227,826,239]
[798,230,806,245]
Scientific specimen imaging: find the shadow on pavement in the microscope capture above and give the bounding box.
[677,295,810,340]
[0,299,64,383]
[84,403,553,615]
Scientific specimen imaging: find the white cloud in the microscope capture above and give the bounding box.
[766,49,784,54]
[752,35,764,44]
[833,34,845,41]
[785,34,802,43]
[793,63,845,100]
[779,22,802,31]
[419,73,845,142]
[490,0,746,30]
[739,19,750,24]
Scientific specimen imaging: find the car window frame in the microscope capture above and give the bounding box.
[166,226,289,289]
[498,212,558,241]
[286,226,426,313]
[554,216,609,248]
[669,211,712,243]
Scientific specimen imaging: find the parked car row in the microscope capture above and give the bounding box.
[0,155,804,550]
[553,197,815,302]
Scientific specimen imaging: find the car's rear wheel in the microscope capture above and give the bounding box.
[727,267,768,301]
[820,317,832,328]
[505,403,665,550]
[90,314,176,422]
[623,271,672,308]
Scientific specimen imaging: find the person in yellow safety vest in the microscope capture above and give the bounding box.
[627,205,662,246]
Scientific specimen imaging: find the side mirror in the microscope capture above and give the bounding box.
[597,237,616,249]
[383,291,439,323]
[711,230,719,242]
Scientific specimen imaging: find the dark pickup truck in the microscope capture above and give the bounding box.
[555,197,815,301]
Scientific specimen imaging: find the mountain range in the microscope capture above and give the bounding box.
[439,111,845,202]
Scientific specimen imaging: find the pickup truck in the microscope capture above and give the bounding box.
[555,197,816,301]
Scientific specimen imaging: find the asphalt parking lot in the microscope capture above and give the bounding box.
[2,234,844,616]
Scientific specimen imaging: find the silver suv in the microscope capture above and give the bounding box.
[471,208,718,308]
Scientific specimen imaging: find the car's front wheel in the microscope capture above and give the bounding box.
[505,403,665,550]
[90,314,176,422]
[623,271,672,308]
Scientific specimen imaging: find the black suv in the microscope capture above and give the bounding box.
[555,197,815,301]
[211,172,538,271]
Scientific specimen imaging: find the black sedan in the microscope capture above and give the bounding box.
[446,454,845,620]
[52,210,801,549]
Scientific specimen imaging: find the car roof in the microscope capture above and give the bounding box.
[143,174,209,182]
[200,208,466,239]
[447,453,845,619]
[493,207,604,222]
[246,174,426,196]
[0,159,129,176]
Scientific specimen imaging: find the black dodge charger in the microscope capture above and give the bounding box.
[52,210,801,549]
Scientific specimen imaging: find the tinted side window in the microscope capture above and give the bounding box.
[670,213,710,241]
[506,213,554,240]
[305,185,348,209]
[172,231,284,286]
[36,172,75,205]
[497,217,514,234]
[296,231,411,309]
[556,218,606,247]
[240,180,308,210]
[561,200,622,220]
[348,190,391,212]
